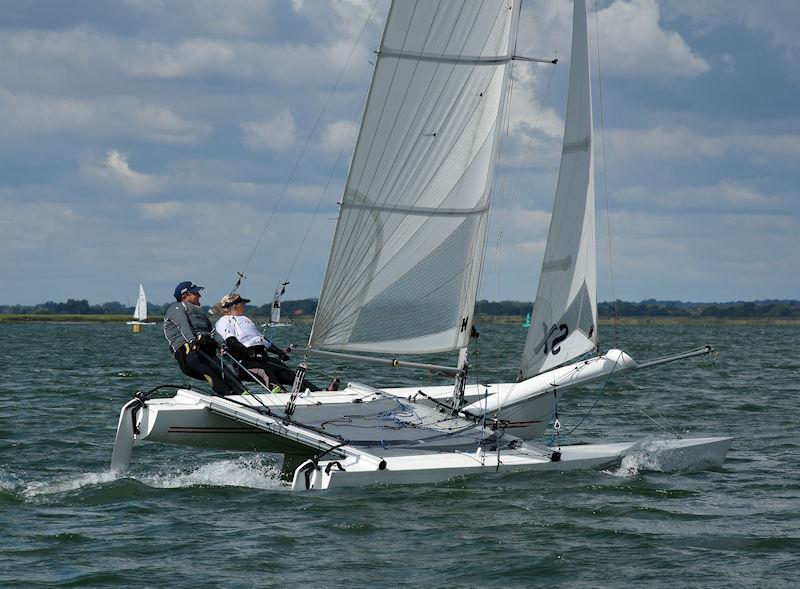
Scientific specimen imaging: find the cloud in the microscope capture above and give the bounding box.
[663,0,800,66]
[0,89,95,134]
[83,150,164,195]
[318,119,358,153]
[140,201,181,220]
[615,181,786,213]
[594,0,710,79]
[128,39,238,78]
[608,126,800,162]
[294,0,387,38]
[241,109,299,151]
[131,104,211,145]
[0,1,796,305]
[598,206,800,300]
[0,89,209,146]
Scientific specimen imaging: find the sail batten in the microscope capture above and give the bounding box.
[312,0,517,355]
[340,197,490,217]
[519,0,598,380]
[379,48,516,65]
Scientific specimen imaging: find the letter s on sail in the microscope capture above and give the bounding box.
[551,324,569,355]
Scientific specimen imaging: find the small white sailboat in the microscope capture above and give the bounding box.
[264,282,292,327]
[126,284,155,326]
[112,0,730,489]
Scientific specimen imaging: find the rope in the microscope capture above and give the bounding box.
[546,349,624,444]
[593,0,618,345]
[478,52,557,303]
[281,88,368,286]
[230,0,381,294]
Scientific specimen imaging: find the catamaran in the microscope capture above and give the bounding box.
[111,0,731,490]
[126,284,155,326]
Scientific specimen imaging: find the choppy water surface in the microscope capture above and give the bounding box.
[1,322,798,587]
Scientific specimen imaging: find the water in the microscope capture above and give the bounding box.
[1,322,798,587]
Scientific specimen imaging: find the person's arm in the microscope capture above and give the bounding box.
[224,336,250,358]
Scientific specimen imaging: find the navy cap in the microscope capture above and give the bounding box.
[174,281,204,300]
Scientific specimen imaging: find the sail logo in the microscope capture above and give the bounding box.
[536,323,570,356]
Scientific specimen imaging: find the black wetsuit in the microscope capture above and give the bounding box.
[163,302,245,395]
[223,338,319,391]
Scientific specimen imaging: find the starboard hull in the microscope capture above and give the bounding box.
[293,437,733,490]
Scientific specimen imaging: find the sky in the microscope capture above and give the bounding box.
[1,0,798,307]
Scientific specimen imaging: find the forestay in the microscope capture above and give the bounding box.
[311,0,518,355]
[519,0,597,380]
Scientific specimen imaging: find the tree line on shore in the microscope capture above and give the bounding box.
[1,298,799,319]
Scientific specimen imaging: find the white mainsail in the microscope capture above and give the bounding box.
[311,0,518,355]
[133,284,148,322]
[519,0,597,380]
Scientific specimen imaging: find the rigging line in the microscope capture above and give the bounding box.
[231,0,381,292]
[637,407,682,439]
[488,37,517,303]
[324,2,486,288]
[324,0,431,279]
[323,7,511,312]
[554,349,625,440]
[593,0,618,344]
[282,87,370,284]
[478,55,557,303]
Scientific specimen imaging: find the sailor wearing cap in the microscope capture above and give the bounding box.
[214,293,320,392]
[163,281,243,395]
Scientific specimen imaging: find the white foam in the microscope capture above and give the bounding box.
[0,469,22,492]
[18,456,286,500]
[22,470,118,498]
[605,438,716,476]
[139,456,287,491]
[607,451,663,477]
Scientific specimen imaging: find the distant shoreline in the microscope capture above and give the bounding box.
[1,313,797,326]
